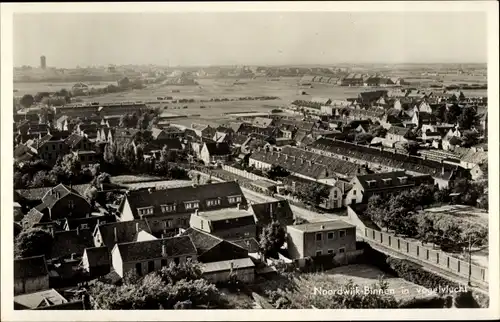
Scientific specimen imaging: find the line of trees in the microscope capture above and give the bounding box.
[88,261,232,309]
[365,182,488,252]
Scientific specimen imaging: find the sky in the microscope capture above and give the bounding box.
[13,12,487,68]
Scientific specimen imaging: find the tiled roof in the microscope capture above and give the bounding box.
[309,138,468,180]
[250,146,361,179]
[21,208,47,228]
[198,209,256,232]
[84,246,110,267]
[180,228,222,255]
[64,133,84,148]
[461,149,488,165]
[51,228,94,259]
[388,126,411,137]
[64,215,115,230]
[14,255,49,279]
[354,171,428,191]
[122,181,247,219]
[250,200,294,227]
[97,219,151,250]
[204,142,231,156]
[14,289,67,309]
[231,238,260,253]
[117,236,197,262]
[202,257,255,273]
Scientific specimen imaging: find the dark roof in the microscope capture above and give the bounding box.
[122,181,247,219]
[251,200,294,227]
[388,126,411,137]
[204,142,231,156]
[84,246,110,267]
[250,146,360,179]
[14,255,49,279]
[116,236,197,262]
[180,228,249,262]
[64,215,116,231]
[51,228,94,259]
[199,209,256,232]
[309,138,469,180]
[231,238,260,253]
[358,90,388,105]
[96,219,151,250]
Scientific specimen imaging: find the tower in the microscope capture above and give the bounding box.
[40,55,46,69]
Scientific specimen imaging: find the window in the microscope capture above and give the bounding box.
[207,199,221,207]
[366,180,376,188]
[382,178,392,185]
[138,207,154,216]
[398,176,408,184]
[186,256,192,262]
[135,263,142,276]
[81,223,88,229]
[352,189,356,196]
[161,259,167,267]
[148,261,155,273]
[339,247,345,254]
[315,250,322,256]
[316,233,322,241]
[327,232,334,240]
[327,249,334,254]
[185,201,199,210]
[166,220,173,228]
[68,200,74,209]
[339,230,346,238]
[200,221,204,230]
[161,204,176,213]
[228,195,242,204]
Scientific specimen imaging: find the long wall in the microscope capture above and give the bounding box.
[362,227,488,285]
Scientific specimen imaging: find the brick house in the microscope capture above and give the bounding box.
[286,220,357,259]
[118,181,246,227]
[200,142,232,165]
[22,184,92,227]
[14,255,50,295]
[111,236,197,277]
[344,171,434,205]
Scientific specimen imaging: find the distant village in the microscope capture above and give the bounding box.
[12,72,489,310]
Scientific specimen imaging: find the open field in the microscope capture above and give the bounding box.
[13,81,117,97]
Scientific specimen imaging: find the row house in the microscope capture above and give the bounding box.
[117,181,247,235]
[308,138,470,188]
[97,102,147,117]
[111,236,197,278]
[344,171,434,205]
[340,73,364,86]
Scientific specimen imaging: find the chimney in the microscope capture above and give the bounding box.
[148,188,153,194]
[236,203,240,209]
[76,227,80,236]
[162,244,167,257]
[308,160,312,166]
[114,227,118,242]
[442,166,445,176]
[97,219,100,226]
[71,253,77,261]
[195,209,199,215]
[136,222,140,233]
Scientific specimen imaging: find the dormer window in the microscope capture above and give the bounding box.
[398,176,408,184]
[81,223,88,229]
[228,195,242,204]
[207,199,221,207]
[161,204,176,213]
[185,201,199,210]
[138,206,154,216]
[382,178,392,185]
[366,180,377,188]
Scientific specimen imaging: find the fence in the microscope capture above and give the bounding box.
[362,227,488,284]
[222,165,277,184]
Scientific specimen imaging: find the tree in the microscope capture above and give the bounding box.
[369,125,387,138]
[259,221,286,258]
[460,130,479,148]
[15,228,54,258]
[20,94,34,109]
[445,104,461,124]
[159,261,203,285]
[402,141,419,155]
[266,164,290,181]
[119,114,131,128]
[458,106,479,130]
[61,153,82,184]
[294,182,330,206]
[417,217,436,245]
[103,142,117,164]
